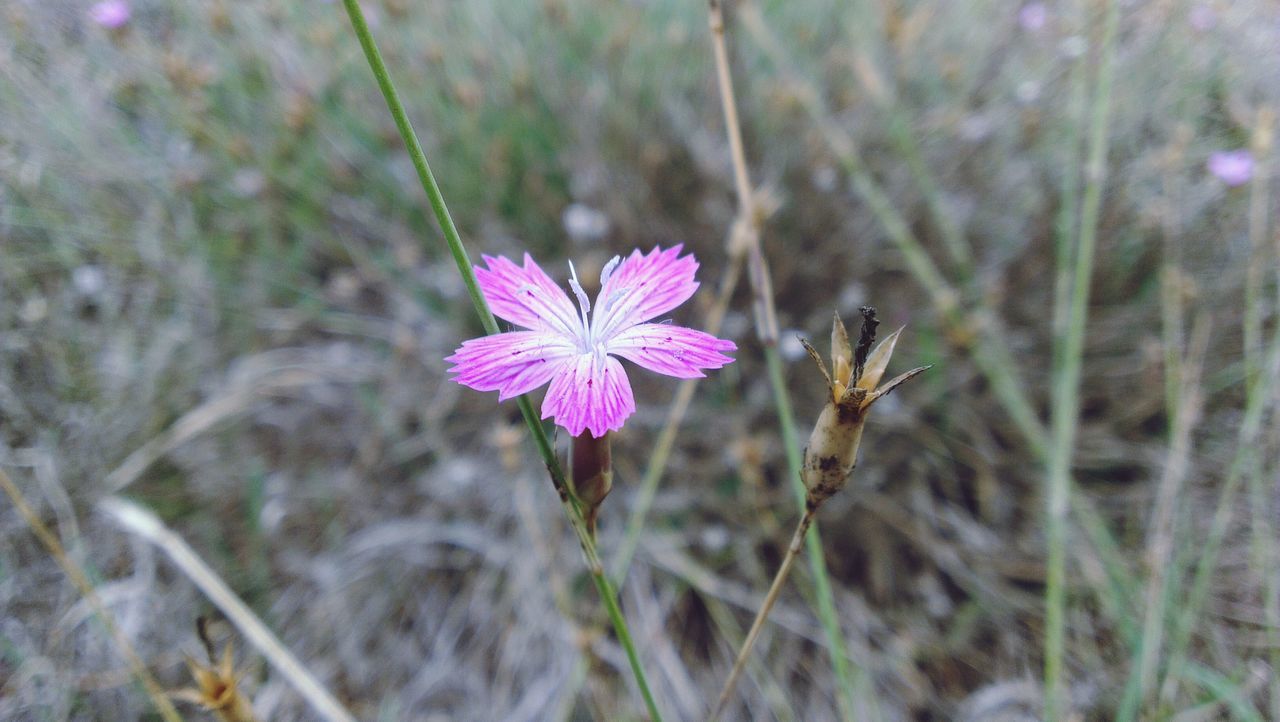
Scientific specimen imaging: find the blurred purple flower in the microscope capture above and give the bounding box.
[1188,4,1217,32]
[1018,3,1048,32]
[1207,150,1254,187]
[90,0,131,29]
[447,246,736,437]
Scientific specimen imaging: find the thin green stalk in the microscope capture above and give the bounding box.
[337,3,662,718]
[1050,1,1089,378]
[1181,663,1266,722]
[1243,110,1272,397]
[1043,2,1119,719]
[1117,127,1193,722]
[1246,425,1278,722]
[1243,107,1276,722]
[1159,130,1190,434]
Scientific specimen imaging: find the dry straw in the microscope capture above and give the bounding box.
[0,469,186,722]
[703,1,873,717]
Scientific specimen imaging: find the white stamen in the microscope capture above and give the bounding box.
[600,255,622,287]
[568,261,591,337]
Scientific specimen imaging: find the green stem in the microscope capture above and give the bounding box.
[1044,2,1119,719]
[337,3,662,718]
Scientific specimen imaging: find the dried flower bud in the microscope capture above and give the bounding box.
[173,638,257,722]
[800,309,929,507]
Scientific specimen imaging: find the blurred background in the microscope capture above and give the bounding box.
[2,0,1278,720]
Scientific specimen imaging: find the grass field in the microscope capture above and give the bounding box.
[2,1,1278,720]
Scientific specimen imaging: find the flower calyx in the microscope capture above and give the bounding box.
[571,430,613,539]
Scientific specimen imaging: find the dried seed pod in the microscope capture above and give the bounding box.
[800,309,929,508]
[173,638,257,722]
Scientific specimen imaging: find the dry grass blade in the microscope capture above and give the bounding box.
[0,469,185,722]
[99,496,357,722]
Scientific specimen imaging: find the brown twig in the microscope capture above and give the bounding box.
[709,510,814,722]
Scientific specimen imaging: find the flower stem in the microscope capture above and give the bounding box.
[710,509,814,722]
[337,2,662,718]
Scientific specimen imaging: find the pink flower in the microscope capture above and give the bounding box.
[447,245,737,437]
[1207,150,1254,187]
[90,0,131,29]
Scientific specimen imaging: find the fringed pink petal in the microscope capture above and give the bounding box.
[446,331,576,401]
[592,245,700,341]
[475,253,582,336]
[541,353,636,438]
[606,323,737,379]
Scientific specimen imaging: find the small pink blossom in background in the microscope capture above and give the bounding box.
[1188,4,1217,32]
[1207,150,1254,187]
[90,0,131,29]
[447,246,736,438]
[1018,3,1048,32]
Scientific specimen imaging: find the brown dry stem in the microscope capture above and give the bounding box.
[709,509,816,722]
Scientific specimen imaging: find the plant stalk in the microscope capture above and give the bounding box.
[1044,2,1119,718]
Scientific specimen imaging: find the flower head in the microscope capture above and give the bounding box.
[90,0,131,29]
[1207,149,1254,187]
[447,245,737,437]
